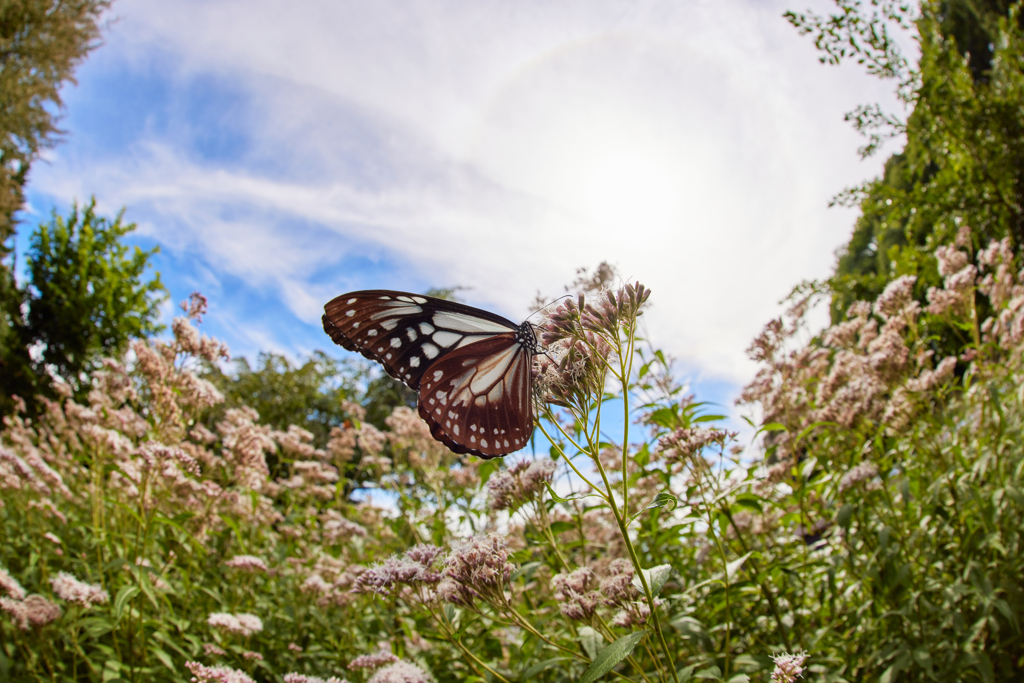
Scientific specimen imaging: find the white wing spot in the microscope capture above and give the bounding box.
[346,310,355,317]
[481,439,488,448]
[504,440,509,448]
[446,420,451,427]
[436,389,446,400]
[385,353,392,359]
[412,296,427,304]
[377,347,384,353]
[429,398,436,405]
[436,407,442,415]
[471,435,476,443]
[493,429,499,435]
[433,330,461,347]
[419,322,435,335]
[353,322,360,328]
[474,396,486,407]
[406,328,418,341]
[470,425,477,432]
[433,370,444,381]
[390,338,402,348]
[367,329,378,337]
[410,356,420,368]
[397,295,415,303]
[347,298,357,304]
[453,425,459,436]
[422,343,439,359]
[379,296,391,300]
[381,319,399,331]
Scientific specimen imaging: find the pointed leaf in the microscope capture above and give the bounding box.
[630,492,678,525]
[579,631,647,683]
[725,551,755,581]
[631,564,672,597]
[113,585,140,620]
[544,482,601,504]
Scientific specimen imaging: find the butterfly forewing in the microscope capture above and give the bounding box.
[323,290,519,389]
[322,290,537,458]
[416,335,534,459]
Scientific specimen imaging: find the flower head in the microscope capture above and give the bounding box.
[0,567,26,600]
[1,594,61,629]
[348,651,400,670]
[185,662,255,683]
[223,555,268,573]
[50,572,109,606]
[437,535,514,607]
[367,661,433,683]
[487,458,557,511]
[207,611,263,636]
[770,652,808,683]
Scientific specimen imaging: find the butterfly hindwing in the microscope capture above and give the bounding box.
[416,334,534,459]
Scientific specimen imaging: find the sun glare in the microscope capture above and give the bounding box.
[583,152,680,232]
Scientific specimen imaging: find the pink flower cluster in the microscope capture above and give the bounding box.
[184,662,255,683]
[50,572,109,606]
[207,612,263,636]
[436,535,514,607]
[486,458,558,511]
[223,555,268,573]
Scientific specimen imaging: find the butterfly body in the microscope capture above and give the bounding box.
[323,290,539,459]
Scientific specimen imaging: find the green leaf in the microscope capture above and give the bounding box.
[150,647,174,671]
[577,626,603,660]
[521,657,572,679]
[113,585,140,620]
[630,492,678,524]
[510,562,542,581]
[632,564,673,597]
[727,676,750,683]
[578,631,647,683]
[543,481,601,504]
[725,551,755,581]
[677,664,697,682]
[836,503,855,529]
[549,520,575,535]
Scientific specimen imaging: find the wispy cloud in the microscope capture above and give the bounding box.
[27,0,904,389]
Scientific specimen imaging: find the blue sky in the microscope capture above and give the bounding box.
[20,0,906,429]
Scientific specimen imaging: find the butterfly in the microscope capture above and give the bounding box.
[322,290,541,459]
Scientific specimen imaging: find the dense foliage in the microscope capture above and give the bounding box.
[0,200,167,418]
[791,1,1024,337]
[0,0,112,416]
[3,251,1023,680]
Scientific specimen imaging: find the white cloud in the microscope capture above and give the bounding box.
[30,0,909,388]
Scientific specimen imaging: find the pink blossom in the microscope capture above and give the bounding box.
[0,568,26,600]
[366,661,433,683]
[1,594,61,629]
[223,555,268,573]
[284,674,348,683]
[207,612,263,636]
[348,651,400,670]
[770,652,808,683]
[839,462,880,492]
[203,643,226,656]
[50,572,109,606]
[184,662,255,683]
[287,642,304,653]
[241,651,263,661]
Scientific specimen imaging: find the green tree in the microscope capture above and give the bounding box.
[788,1,1024,337]
[0,0,110,247]
[207,351,357,452]
[0,199,166,416]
